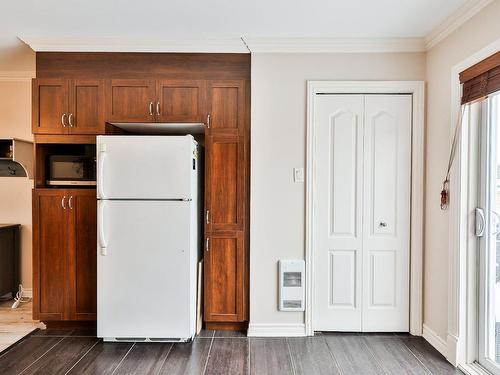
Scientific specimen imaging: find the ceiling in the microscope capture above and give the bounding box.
[0,0,481,54]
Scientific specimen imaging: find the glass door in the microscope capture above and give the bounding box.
[479,93,500,374]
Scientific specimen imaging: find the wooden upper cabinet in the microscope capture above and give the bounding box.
[204,232,245,322]
[106,79,156,122]
[67,190,97,320]
[205,135,246,232]
[32,190,68,320]
[207,80,245,134]
[156,80,206,122]
[68,79,105,134]
[32,79,68,134]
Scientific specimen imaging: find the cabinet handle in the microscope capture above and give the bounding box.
[205,237,210,252]
[207,114,211,128]
[206,209,210,224]
[156,101,160,116]
[68,113,74,127]
[61,196,66,210]
[149,102,154,116]
[68,195,73,210]
[61,113,67,127]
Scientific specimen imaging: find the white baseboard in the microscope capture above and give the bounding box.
[423,324,448,358]
[247,323,306,337]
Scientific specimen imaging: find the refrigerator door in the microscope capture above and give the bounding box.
[97,135,195,200]
[97,200,196,340]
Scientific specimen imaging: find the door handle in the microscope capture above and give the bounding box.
[476,208,485,237]
[68,195,73,210]
[156,101,160,116]
[98,145,107,199]
[98,201,107,255]
[205,237,210,252]
[149,101,154,116]
[68,113,74,127]
[206,114,211,129]
[61,113,67,127]
[206,209,210,224]
[61,196,66,209]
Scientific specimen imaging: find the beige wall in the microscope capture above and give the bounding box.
[250,52,426,326]
[0,80,34,289]
[425,0,500,340]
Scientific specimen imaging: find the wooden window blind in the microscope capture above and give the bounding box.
[460,51,500,104]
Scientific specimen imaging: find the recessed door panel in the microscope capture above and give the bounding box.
[313,95,363,331]
[33,79,68,134]
[106,79,155,122]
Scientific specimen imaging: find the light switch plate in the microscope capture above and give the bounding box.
[293,168,304,183]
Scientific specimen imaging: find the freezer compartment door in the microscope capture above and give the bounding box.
[97,200,196,340]
[97,135,195,199]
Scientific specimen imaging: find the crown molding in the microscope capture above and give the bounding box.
[425,0,494,50]
[243,37,426,53]
[0,71,35,82]
[18,36,249,53]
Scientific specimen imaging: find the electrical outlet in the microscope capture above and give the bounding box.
[293,168,304,183]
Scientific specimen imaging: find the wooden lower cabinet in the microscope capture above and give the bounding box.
[204,232,247,323]
[33,189,97,321]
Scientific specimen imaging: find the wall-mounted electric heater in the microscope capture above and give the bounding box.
[279,260,305,312]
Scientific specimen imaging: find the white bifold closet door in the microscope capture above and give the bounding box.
[313,94,411,332]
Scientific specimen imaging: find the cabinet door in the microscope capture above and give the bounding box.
[204,232,245,321]
[32,190,69,320]
[205,136,246,232]
[156,80,206,122]
[207,80,245,134]
[67,190,97,320]
[69,79,105,134]
[32,79,68,134]
[106,79,156,122]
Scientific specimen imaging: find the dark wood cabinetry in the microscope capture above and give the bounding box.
[32,53,250,330]
[33,79,105,135]
[33,189,97,321]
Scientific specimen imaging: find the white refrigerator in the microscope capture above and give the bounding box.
[96,135,200,342]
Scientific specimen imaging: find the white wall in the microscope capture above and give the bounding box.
[425,0,500,341]
[0,43,35,289]
[250,53,426,327]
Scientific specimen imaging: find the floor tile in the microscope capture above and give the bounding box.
[249,338,293,375]
[67,341,132,374]
[287,337,341,375]
[113,342,172,374]
[158,339,211,375]
[401,337,461,374]
[205,338,248,375]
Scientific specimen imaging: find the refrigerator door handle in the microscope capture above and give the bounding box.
[98,201,107,255]
[98,146,107,199]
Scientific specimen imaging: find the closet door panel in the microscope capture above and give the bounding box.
[312,95,364,331]
[362,95,411,332]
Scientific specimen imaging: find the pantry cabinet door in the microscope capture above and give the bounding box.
[204,232,245,321]
[207,80,245,135]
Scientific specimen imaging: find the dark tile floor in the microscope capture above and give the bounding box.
[0,329,462,374]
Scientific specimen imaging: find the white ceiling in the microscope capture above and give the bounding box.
[0,0,482,54]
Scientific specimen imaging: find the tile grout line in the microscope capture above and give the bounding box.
[247,337,251,375]
[155,343,173,375]
[18,337,65,375]
[321,336,344,375]
[63,338,100,375]
[401,339,434,375]
[285,338,298,375]
[202,331,215,375]
[111,342,135,375]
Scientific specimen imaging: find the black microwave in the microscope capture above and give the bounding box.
[47,155,96,187]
